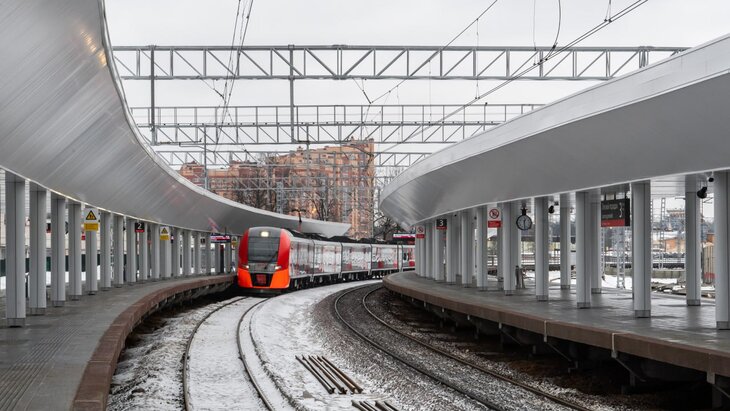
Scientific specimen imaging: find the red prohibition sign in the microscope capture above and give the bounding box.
[488,208,500,219]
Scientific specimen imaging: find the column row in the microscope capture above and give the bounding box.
[3,173,235,327]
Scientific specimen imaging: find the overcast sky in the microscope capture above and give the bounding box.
[106,0,730,108]
[105,1,728,216]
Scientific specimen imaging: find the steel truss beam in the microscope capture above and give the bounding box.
[154,148,427,170]
[131,103,539,145]
[113,45,686,81]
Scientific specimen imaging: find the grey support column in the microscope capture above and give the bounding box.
[445,215,455,284]
[126,219,137,284]
[224,240,232,273]
[29,183,47,315]
[194,232,202,275]
[425,222,432,279]
[162,229,171,279]
[560,193,571,290]
[501,202,515,295]
[476,207,487,290]
[716,172,730,328]
[68,202,82,299]
[100,212,112,289]
[575,191,591,308]
[460,211,469,287]
[183,230,191,276]
[85,221,98,295]
[172,227,181,277]
[497,223,503,288]
[113,214,124,287]
[685,176,701,306]
[5,173,26,326]
[590,191,602,294]
[535,197,549,301]
[209,235,213,274]
[510,202,521,291]
[139,223,149,282]
[150,223,160,280]
[51,193,66,306]
[632,181,652,318]
[432,222,443,281]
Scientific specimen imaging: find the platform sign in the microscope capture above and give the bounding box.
[601,199,631,227]
[211,234,231,243]
[83,208,99,232]
[134,222,145,233]
[416,225,426,239]
[436,218,448,230]
[160,226,171,241]
[487,207,502,228]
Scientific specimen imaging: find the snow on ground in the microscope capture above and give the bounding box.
[107,298,240,411]
[250,280,396,410]
[187,297,267,411]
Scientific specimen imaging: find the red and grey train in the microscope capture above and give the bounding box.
[238,227,415,290]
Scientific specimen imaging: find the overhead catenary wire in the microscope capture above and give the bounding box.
[380,0,649,154]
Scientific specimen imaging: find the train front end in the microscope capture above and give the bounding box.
[238,227,291,290]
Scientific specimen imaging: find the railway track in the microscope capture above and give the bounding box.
[335,284,592,411]
[182,296,281,411]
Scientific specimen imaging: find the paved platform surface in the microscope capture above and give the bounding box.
[385,272,730,378]
[0,275,235,411]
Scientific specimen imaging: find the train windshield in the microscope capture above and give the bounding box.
[248,229,280,263]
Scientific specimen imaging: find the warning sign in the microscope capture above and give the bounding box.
[231,237,239,247]
[416,225,426,239]
[487,207,502,228]
[160,226,171,241]
[83,208,99,232]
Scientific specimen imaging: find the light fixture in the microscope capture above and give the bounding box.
[548,205,555,214]
[697,186,708,199]
[260,230,270,237]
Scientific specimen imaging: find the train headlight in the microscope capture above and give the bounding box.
[243,264,249,269]
[260,230,270,237]
[275,265,281,270]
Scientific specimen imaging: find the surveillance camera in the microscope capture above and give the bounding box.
[697,186,708,199]
[709,177,715,183]
[548,205,555,214]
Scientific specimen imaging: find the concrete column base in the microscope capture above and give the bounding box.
[504,291,514,296]
[462,284,470,288]
[478,287,489,291]
[717,321,730,330]
[446,281,456,285]
[577,302,591,309]
[87,291,96,296]
[115,284,123,288]
[52,301,65,307]
[560,285,571,290]
[29,308,46,315]
[591,288,602,294]
[6,318,25,327]
[687,299,701,306]
[536,295,548,301]
[635,310,651,318]
[69,295,81,301]
[101,287,111,291]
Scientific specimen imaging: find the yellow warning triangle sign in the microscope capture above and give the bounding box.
[85,210,97,221]
[161,227,168,234]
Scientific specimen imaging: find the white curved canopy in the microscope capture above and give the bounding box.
[0,1,349,237]
[381,34,730,227]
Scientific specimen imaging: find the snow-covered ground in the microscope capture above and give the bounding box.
[108,298,241,411]
[186,297,269,410]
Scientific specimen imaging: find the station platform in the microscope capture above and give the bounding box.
[0,274,235,411]
[384,271,730,380]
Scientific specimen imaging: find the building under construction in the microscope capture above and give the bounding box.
[179,139,375,238]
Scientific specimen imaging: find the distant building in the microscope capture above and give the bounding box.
[179,139,375,238]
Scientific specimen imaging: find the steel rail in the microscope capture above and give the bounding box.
[182,296,247,411]
[362,286,593,411]
[236,300,276,410]
[333,284,503,410]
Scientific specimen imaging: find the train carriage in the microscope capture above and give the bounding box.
[238,226,415,291]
